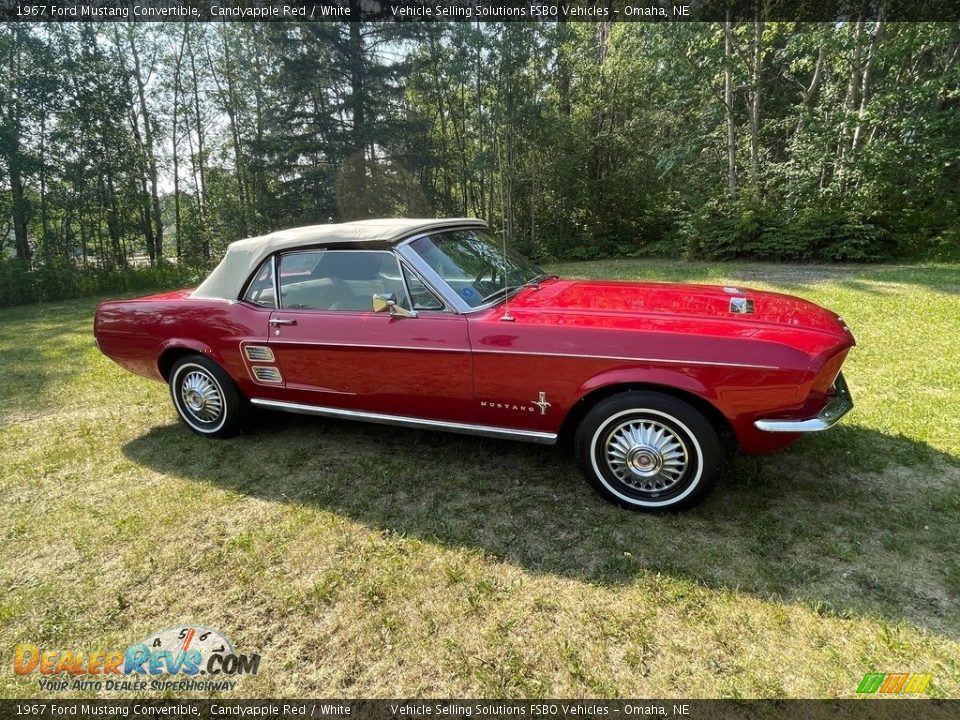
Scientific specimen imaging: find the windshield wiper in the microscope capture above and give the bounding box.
[480,285,522,304]
[480,275,556,304]
[528,273,557,288]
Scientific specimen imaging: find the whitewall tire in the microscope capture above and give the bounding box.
[169,355,243,438]
[575,391,722,511]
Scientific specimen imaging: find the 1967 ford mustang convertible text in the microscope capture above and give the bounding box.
[95,218,855,511]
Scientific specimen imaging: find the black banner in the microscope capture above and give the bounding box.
[0,0,958,23]
[0,700,958,720]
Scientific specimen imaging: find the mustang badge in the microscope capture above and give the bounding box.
[532,392,552,415]
[480,392,552,415]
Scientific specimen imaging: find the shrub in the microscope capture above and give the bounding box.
[0,258,206,308]
[678,197,895,262]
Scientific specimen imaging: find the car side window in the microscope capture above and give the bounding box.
[401,264,445,311]
[242,257,276,308]
[278,250,411,312]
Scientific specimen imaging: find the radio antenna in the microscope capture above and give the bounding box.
[501,226,514,322]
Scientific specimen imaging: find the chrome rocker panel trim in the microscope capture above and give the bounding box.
[754,372,853,433]
[249,398,558,445]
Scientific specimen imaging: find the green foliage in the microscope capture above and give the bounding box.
[1,22,958,305]
[679,198,895,262]
[0,257,201,307]
[928,227,960,262]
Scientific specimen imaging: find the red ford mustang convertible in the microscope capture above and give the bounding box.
[95,218,855,511]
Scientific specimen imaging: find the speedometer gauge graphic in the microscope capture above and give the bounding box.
[138,625,235,661]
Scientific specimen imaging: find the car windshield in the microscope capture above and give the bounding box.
[407,229,549,308]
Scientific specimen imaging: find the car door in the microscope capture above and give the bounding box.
[266,248,473,423]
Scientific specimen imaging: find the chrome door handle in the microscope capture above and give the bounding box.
[269,318,297,327]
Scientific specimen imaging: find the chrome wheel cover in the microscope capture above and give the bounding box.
[603,418,689,494]
[179,370,224,424]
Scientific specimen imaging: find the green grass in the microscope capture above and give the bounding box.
[1,259,958,699]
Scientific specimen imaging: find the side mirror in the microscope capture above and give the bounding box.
[372,293,417,318]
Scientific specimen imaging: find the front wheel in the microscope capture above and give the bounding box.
[575,392,722,511]
[169,355,244,438]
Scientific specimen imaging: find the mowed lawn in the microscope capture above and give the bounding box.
[1,259,958,699]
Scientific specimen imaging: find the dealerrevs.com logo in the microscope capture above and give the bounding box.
[13,626,260,693]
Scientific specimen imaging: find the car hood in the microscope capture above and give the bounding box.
[509,279,853,339]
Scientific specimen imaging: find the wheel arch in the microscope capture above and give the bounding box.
[559,375,734,447]
[157,340,220,382]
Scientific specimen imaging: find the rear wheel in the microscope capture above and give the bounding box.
[575,391,722,511]
[169,355,243,438]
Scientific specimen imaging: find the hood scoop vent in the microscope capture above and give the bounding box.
[729,297,755,314]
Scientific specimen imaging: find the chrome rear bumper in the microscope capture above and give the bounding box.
[754,373,853,433]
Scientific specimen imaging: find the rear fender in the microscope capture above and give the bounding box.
[157,339,222,381]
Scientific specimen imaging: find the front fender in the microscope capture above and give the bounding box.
[573,367,718,408]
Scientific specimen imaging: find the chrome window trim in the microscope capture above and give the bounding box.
[397,257,454,313]
[396,228,547,315]
[275,248,411,313]
[395,234,473,313]
[250,398,557,445]
[239,255,278,309]
[271,254,279,310]
[392,220,488,252]
[233,223,491,315]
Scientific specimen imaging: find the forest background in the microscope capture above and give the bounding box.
[1,19,958,305]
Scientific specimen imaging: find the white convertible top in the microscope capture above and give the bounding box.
[192,217,486,300]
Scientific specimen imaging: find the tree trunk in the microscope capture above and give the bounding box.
[125,26,163,265]
[172,27,187,261]
[186,25,209,257]
[104,171,124,267]
[8,156,29,261]
[748,15,764,190]
[123,98,154,262]
[794,38,827,141]
[429,33,453,205]
[4,27,30,261]
[933,36,959,112]
[250,29,267,230]
[724,14,738,198]
[210,26,250,235]
[837,0,868,189]
[592,18,614,240]
[557,12,572,117]
[803,43,827,105]
[39,112,50,263]
[475,22,488,222]
[851,7,886,157]
[346,12,368,216]
[530,148,537,254]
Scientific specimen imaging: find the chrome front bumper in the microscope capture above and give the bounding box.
[754,373,854,433]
